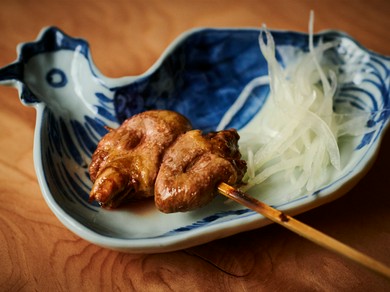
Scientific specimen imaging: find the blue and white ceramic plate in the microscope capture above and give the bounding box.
[0,27,389,253]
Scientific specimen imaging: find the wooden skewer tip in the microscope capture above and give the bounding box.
[217,182,390,280]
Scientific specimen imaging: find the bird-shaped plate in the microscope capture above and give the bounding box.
[0,27,389,252]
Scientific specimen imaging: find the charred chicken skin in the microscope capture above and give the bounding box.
[89,110,192,208]
[89,110,247,212]
[155,129,247,213]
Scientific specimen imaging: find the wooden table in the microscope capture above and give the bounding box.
[1,0,389,290]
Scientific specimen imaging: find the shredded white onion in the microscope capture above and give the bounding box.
[222,12,375,198]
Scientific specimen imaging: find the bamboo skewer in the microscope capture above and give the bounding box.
[218,182,390,279]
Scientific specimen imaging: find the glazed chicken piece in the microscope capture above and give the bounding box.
[89,110,192,208]
[89,109,246,212]
[155,129,247,213]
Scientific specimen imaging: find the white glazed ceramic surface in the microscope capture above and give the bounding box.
[0,27,389,252]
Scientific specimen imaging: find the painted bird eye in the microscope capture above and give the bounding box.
[46,68,67,88]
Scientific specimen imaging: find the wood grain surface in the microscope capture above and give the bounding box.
[1,0,389,291]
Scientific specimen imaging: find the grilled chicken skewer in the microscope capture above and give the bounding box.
[89,110,246,210]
